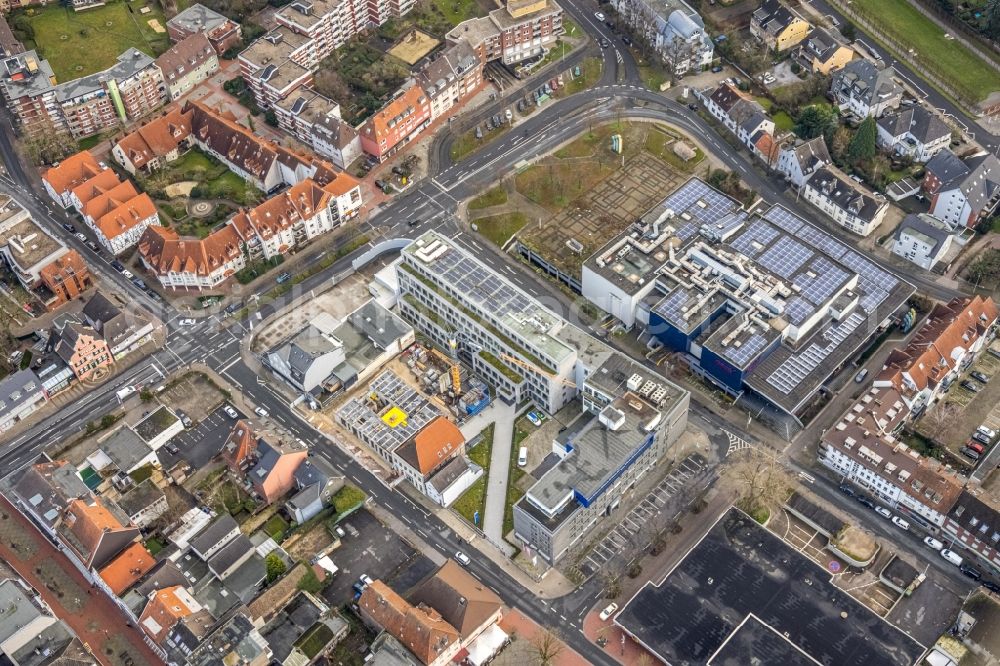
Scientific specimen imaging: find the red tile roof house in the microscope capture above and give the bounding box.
[875,295,999,412]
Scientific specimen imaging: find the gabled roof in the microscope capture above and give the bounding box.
[186,100,278,181]
[138,224,243,278]
[70,169,122,209]
[189,514,239,556]
[221,419,257,469]
[752,0,804,37]
[880,295,999,396]
[407,560,501,639]
[786,136,831,172]
[925,149,969,186]
[800,27,847,63]
[894,213,952,256]
[0,368,44,419]
[94,193,157,242]
[708,83,747,114]
[806,166,885,222]
[877,106,950,145]
[360,581,460,665]
[81,291,121,327]
[231,178,332,243]
[43,151,103,197]
[396,417,464,477]
[99,542,156,595]
[115,107,194,170]
[832,59,901,107]
[156,32,216,82]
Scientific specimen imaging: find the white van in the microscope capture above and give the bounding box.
[940,549,963,566]
[518,446,528,467]
[116,386,137,401]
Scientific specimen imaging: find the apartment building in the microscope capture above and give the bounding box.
[155,32,219,101]
[698,82,776,161]
[166,3,243,55]
[0,50,65,137]
[796,27,854,75]
[777,136,832,187]
[819,384,965,529]
[272,89,362,169]
[447,0,563,66]
[41,150,106,208]
[53,323,113,380]
[750,0,810,52]
[891,213,953,271]
[138,174,361,290]
[611,0,713,75]
[875,295,998,413]
[56,49,166,139]
[801,166,889,236]
[924,149,1000,229]
[111,106,194,174]
[876,106,951,163]
[416,40,482,121]
[360,84,431,161]
[830,59,902,118]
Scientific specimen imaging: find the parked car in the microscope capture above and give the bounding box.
[178,318,196,326]
[131,278,147,290]
[223,404,239,419]
[122,270,134,279]
[455,551,471,566]
[961,380,981,392]
[688,103,698,110]
[973,431,992,446]
[254,406,269,418]
[940,549,963,566]
[75,232,87,242]
[924,536,944,550]
[961,447,982,461]
[857,497,876,510]
[85,240,99,252]
[891,516,910,530]
[594,11,606,20]
[62,222,76,233]
[971,371,990,383]
[111,260,125,272]
[968,441,985,454]
[983,580,1000,593]
[978,425,996,439]
[176,410,193,428]
[622,36,632,46]
[711,65,724,73]
[855,368,869,383]
[599,38,610,48]
[838,484,856,497]
[335,526,347,538]
[961,563,982,580]
[165,443,180,455]
[276,272,292,284]
[599,603,618,621]
[360,574,374,587]
[527,411,543,427]
[874,506,892,519]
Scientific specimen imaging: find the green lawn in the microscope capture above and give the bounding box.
[558,57,602,96]
[644,128,704,172]
[14,1,169,81]
[516,160,615,211]
[152,149,263,204]
[562,16,581,38]
[474,213,529,247]
[426,0,482,26]
[468,186,508,210]
[503,416,532,537]
[263,514,290,542]
[772,111,794,132]
[453,424,494,527]
[849,0,1000,102]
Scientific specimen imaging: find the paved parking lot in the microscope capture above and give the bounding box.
[579,454,708,578]
[320,509,435,606]
[157,405,243,469]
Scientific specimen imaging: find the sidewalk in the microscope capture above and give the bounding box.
[482,400,516,551]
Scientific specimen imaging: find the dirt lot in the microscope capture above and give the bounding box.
[160,371,229,422]
[251,274,372,353]
[285,522,336,561]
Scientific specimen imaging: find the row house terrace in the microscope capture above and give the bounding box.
[875,295,999,413]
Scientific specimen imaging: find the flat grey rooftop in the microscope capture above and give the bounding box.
[616,508,925,666]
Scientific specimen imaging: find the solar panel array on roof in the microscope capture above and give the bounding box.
[794,257,848,305]
[723,333,768,367]
[765,311,866,394]
[784,297,814,325]
[653,288,693,324]
[728,218,778,256]
[758,235,812,279]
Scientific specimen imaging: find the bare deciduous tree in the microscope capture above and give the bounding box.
[724,446,794,521]
[530,627,564,666]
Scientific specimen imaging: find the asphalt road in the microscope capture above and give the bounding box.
[0,2,984,660]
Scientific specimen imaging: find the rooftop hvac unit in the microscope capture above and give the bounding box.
[627,373,643,391]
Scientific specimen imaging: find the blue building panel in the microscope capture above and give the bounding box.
[700,347,746,393]
[573,431,656,508]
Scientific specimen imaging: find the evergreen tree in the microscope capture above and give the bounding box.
[848,116,877,163]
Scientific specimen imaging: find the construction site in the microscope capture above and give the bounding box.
[400,343,491,420]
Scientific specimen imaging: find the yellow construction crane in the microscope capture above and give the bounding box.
[450,365,462,394]
[499,354,576,387]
